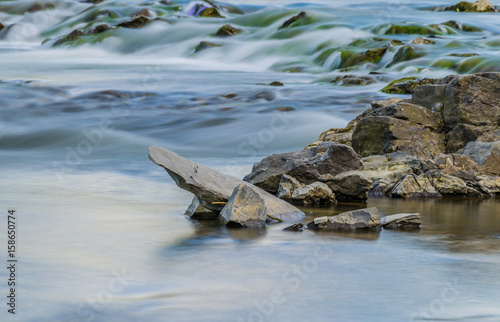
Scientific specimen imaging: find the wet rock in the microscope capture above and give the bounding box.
[342,46,388,67]
[279,12,307,29]
[389,174,440,197]
[27,2,56,12]
[411,37,435,45]
[219,184,268,228]
[326,171,372,201]
[199,7,224,18]
[244,142,364,196]
[118,16,151,28]
[134,8,151,17]
[442,21,482,32]
[149,146,304,221]
[381,77,438,94]
[307,207,381,230]
[381,213,421,228]
[185,197,219,219]
[194,41,222,53]
[461,141,500,176]
[330,75,376,86]
[425,170,468,195]
[215,24,241,37]
[89,24,110,34]
[384,24,442,35]
[52,29,84,47]
[269,81,283,86]
[389,45,424,65]
[0,23,4,32]
[445,0,495,12]
[277,175,336,205]
[283,223,304,231]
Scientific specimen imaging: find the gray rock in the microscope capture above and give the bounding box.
[390,174,441,198]
[461,141,500,176]
[219,184,268,228]
[185,196,219,219]
[381,213,421,228]
[283,223,304,231]
[307,207,381,230]
[425,170,468,195]
[244,142,364,196]
[149,146,304,221]
[326,171,372,200]
[476,175,500,195]
[277,175,336,204]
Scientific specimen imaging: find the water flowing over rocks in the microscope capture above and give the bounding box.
[149,146,304,224]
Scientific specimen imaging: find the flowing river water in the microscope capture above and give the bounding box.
[0,0,499,321]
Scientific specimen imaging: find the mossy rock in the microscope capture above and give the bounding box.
[430,58,458,69]
[389,45,424,66]
[384,24,442,36]
[0,22,4,31]
[278,11,307,29]
[222,93,237,99]
[455,56,485,73]
[381,77,437,94]
[411,37,435,45]
[117,16,151,28]
[342,46,388,68]
[199,7,224,18]
[331,75,376,86]
[444,0,495,12]
[52,29,84,46]
[194,41,222,53]
[314,48,338,65]
[348,37,403,48]
[449,53,479,57]
[215,24,241,37]
[89,24,110,34]
[442,20,482,32]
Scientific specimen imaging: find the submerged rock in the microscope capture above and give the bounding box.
[149,146,304,221]
[389,45,424,65]
[215,24,241,37]
[445,0,495,12]
[194,41,222,53]
[244,142,366,199]
[330,75,376,86]
[89,24,110,34]
[342,46,388,67]
[442,20,482,32]
[52,29,84,46]
[279,12,307,29]
[307,207,381,230]
[381,213,421,228]
[118,16,151,28]
[411,37,435,45]
[134,8,151,17]
[219,184,268,228]
[384,24,441,35]
[0,23,4,31]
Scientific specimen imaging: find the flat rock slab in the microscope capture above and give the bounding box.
[381,213,421,229]
[308,207,381,230]
[149,146,304,221]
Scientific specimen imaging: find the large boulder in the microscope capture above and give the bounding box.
[149,146,304,221]
[445,0,496,12]
[425,170,469,195]
[219,184,268,228]
[326,171,372,200]
[461,141,500,176]
[307,207,381,230]
[243,142,364,197]
[381,213,421,229]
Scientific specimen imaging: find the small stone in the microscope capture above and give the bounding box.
[283,223,304,231]
[118,16,151,28]
[381,213,421,229]
[215,24,242,37]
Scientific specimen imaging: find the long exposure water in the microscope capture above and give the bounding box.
[0,0,499,321]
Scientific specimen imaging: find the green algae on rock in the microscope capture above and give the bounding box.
[117,16,151,28]
[194,41,222,53]
[411,37,435,45]
[381,77,437,94]
[389,45,424,66]
[52,29,84,46]
[444,0,496,12]
[341,46,388,67]
[442,20,482,32]
[278,11,307,29]
[383,24,442,35]
[331,75,376,86]
[215,24,242,37]
[199,7,224,18]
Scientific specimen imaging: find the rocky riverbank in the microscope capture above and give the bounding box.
[149,71,499,230]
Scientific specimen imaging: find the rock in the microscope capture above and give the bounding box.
[352,115,445,159]
[307,207,381,230]
[277,175,336,204]
[0,23,4,31]
[283,223,304,231]
[134,8,151,17]
[362,155,414,194]
[194,41,222,53]
[389,45,424,65]
[371,98,405,109]
[149,146,304,221]
[411,37,435,45]
[244,142,364,196]
[476,175,500,195]
[215,24,241,37]
[425,170,468,195]
[326,171,372,201]
[331,75,376,86]
[27,2,56,12]
[52,29,84,47]
[389,174,440,197]
[442,21,482,32]
[342,46,388,68]
[461,141,500,176]
[199,7,224,18]
[381,213,421,228]
[118,16,151,28]
[384,24,442,35]
[185,197,219,219]
[434,154,482,175]
[269,81,283,86]
[89,24,110,34]
[445,0,495,12]
[279,12,307,29]
[381,77,437,94]
[219,184,268,228]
